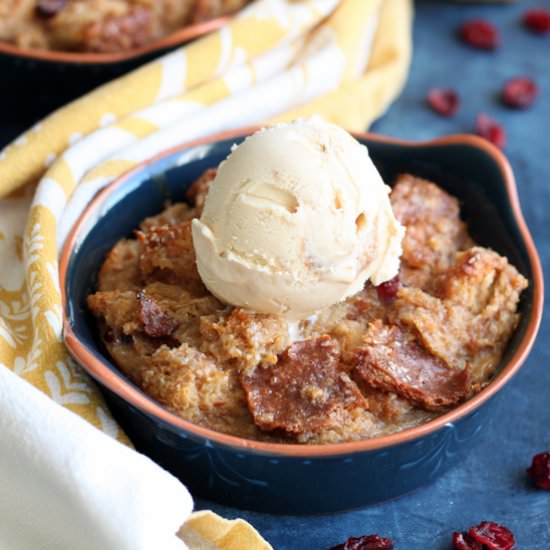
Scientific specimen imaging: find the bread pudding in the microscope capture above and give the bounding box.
[87,170,528,444]
[0,0,251,53]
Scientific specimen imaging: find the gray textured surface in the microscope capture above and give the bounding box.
[0,1,548,548]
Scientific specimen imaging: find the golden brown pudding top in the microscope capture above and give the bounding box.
[87,171,528,444]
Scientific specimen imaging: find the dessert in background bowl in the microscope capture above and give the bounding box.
[0,0,252,53]
[61,124,543,513]
[0,0,251,120]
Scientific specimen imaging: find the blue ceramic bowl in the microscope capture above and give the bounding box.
[61,130,543,514]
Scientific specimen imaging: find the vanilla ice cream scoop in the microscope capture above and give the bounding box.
[191,118,404,320]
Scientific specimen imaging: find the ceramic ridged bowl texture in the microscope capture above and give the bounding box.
[61,130,543,514]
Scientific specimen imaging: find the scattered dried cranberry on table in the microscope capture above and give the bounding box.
[527,451,550,490]
[453,532,483,550]
[523,9,550,34]
[460,19,500,50]
[501,78,538,109]
[427,89,460,117]
[475,114,506,149]
[453,521,515,550]
[329,534,394,550]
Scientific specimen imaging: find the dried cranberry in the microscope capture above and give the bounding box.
[137,292,178,338]
[460,19,500,50]
[527,451,550,489]
[452,532,482,550]
[36,0,67,18]
[501,78,538,109]
[376,275,400,302]
[467,521,516,550]
[475,114,506,149]
[427,88,460,117]
[329,534,394,550]
[523,9,550,34]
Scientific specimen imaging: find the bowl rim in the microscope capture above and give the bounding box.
[0,17,227,65]
[61,128,544,458]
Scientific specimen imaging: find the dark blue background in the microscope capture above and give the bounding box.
[1,1,548,548]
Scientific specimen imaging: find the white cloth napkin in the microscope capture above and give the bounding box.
[0,366,192,550]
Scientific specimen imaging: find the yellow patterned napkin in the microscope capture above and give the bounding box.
[0,0,412,547]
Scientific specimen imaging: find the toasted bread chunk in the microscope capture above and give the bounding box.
[88,282,221,340]
[137,220,206,295]
[185,168,216,216]
[139,203,197,233]
[87,290,141,335]
[142,343,248,427]
[102,333,148,385]
[353,321,469,411]
[191,0,247,22]
[97,239,141,292]
[360,388,417,423]
[396,247,527,385]
[242,337,366,435]
[200,308,289,372]
[140,282,222,345]
[394,287,472,371]
[81,6,157,53]
[435,247,528,313]
[391,174,471,289]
